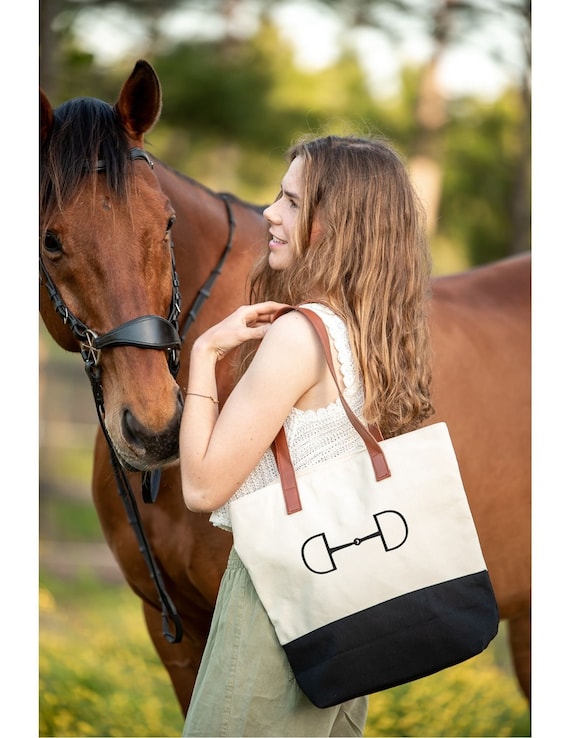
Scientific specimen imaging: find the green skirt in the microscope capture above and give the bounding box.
[182,547,368,737]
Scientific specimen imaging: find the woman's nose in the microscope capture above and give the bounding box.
[263,202,279,223]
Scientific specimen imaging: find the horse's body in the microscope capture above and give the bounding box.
[428,257,531,698]
[40,61,530,714]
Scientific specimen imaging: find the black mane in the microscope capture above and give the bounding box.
[40,97,131,223]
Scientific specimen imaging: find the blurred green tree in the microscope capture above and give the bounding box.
[39,0,530,268]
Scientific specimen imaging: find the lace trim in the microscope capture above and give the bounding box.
[301,303,358,397]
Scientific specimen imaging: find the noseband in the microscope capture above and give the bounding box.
[40,146,236,645]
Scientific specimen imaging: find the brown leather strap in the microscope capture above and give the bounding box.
[272,426,302,514]
[271,306,391,515]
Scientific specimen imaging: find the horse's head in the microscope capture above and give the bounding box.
[40,60,183,472]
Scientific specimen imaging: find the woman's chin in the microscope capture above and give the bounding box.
[268,250,290,271]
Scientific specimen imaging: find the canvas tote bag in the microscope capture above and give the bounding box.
[230,307,499,709]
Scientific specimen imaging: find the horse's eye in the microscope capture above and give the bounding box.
[166,215,176,233]
[43,231,62,254]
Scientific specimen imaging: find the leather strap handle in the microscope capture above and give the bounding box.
[271,306,391,514]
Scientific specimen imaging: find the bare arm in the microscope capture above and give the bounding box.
[179,304,329,512]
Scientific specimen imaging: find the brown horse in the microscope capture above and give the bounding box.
[40,60,530,715]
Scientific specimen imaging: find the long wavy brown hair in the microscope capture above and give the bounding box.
[238,134,434,437]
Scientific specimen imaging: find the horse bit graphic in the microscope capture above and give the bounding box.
[301,510,409,574]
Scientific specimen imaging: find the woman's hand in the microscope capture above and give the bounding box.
[192,301,290,360]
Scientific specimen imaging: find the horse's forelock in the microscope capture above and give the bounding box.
[40,97,131,223]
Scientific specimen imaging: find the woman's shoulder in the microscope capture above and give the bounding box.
[296,303,350,342]
[269,306,319,336]
[256,306,324,367]
[268,304,343,348]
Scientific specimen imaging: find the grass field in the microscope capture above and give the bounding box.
[39,568,530,738]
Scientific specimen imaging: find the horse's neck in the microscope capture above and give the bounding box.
[155,162,230,274]
[153,161,265,349]
[155,158,266,275]
[155,160,220,228]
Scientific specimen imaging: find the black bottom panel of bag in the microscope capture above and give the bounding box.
[283,570,499,709]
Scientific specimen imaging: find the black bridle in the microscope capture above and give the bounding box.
[40,146,236,644]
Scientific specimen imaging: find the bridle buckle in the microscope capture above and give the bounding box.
[80,329,102,367]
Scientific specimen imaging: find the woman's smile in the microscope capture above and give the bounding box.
[268,233,287,249]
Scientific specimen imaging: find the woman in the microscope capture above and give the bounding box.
[179,135,434,736]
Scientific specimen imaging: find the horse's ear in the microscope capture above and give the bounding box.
[114,59,162,143]
[40,89,54,144]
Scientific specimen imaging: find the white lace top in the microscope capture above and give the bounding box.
[210,303,367,532]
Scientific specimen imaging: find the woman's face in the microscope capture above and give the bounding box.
[263,156,305,271]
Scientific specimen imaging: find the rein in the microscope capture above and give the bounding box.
[40,147,236,644]
[179,194,235,341]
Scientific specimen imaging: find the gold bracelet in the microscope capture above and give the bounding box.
[185,391,219,404]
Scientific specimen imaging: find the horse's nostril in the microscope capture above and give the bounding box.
[119,402,182,463]
[122,409,146,452]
